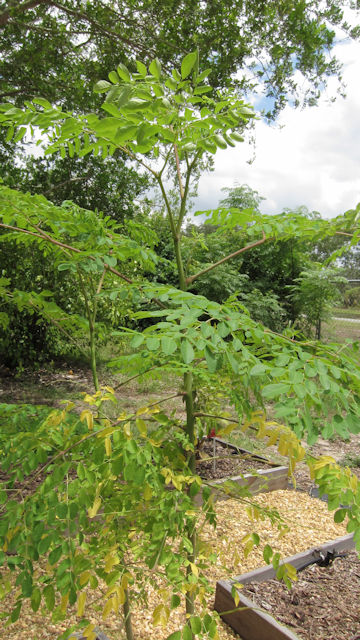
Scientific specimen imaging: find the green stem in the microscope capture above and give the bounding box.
[184,371,195,473]
[89,324,99,391]
[156,174,187,289]
[77,269,99,391]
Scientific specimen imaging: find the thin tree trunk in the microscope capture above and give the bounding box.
[123,588,134,640]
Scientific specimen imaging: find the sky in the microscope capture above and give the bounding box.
[193,38,360,220]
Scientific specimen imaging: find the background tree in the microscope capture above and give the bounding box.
[1,0,359,111]
[288,265,346,339]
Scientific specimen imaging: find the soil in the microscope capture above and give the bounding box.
[242,551,360,640]
[197,438,274,480]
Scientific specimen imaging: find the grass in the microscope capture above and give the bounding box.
[322,316,360,345]
[333,307,360,319]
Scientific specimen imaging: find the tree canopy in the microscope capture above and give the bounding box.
[1,0,359,115]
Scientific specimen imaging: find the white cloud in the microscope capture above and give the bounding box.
[194,39,360,219]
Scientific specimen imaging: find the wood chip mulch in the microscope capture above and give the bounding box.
[0,490,350,639]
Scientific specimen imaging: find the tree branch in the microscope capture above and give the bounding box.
[186,231,267,285]
[0,0,46,27]
[0,221,133,284]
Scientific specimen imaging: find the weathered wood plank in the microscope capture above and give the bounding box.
[211,466,289,497]
[215,582,300,640]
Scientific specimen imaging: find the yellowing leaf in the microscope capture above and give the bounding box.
[97,425,115,438]
[152,604,163,627]
[88,496,101,518]
[103,385,115,394]
[144,484,152,501]
[79,571,91,587]
[312,455,336,471]
[83,394,96,405]
[284,563,298,581]
[241,533,252,545]
[136,418,147,437]
[350,473,358,492]
[136,406,149,416]
[121,574,130,590]
[83,624,96,640]
[117,585,126,605]
[278,525,289,539]
[61,592,69,614]
[77,591,86,617]
[217,422,238,436]
[80,410,94,431]
[46,411,63,427]
[189,562,198,577]
[105,436,112,456]
[124,422,131,438]
[104,552,119,573]
[243,540,254,558]
[152,604,170,628]
[266,428,279,447]
[102,598,115,620]
[277,434,288,456]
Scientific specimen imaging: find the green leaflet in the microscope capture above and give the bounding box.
[124,461,145,484]
[149,58,162,80]
[182,626,193,640]
[181,51,197,79]
[43,585,55,611]
[262,383,290,398]
[204,345,219,373]
[117,63,131,81]
[93,80,111,93]
[180,340,195,364]
[136,60,147,77]
[190,616,202,634]
[31,587,41,613]
[250,363,267,376]
[108,70,119,84]
[131,334,144,348]
[161,336,177,355]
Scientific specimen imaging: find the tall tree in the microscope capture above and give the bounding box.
[1,1,359,112]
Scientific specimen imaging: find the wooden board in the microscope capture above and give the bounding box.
[211,466,289,497]
[214,533,355,640]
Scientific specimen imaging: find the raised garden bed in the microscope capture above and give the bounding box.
[197,437,288,497]
[214,533,356,640]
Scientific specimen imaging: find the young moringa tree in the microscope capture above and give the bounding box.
[2,52,360,639]
[0,188,159,389]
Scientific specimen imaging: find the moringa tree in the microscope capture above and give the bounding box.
[1,52,360,640]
